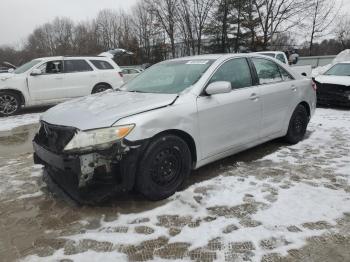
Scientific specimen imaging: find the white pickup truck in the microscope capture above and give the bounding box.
[256,51,312,78]
[0,56,124,116]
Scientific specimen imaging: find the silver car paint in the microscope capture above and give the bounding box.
[42,54,316,169]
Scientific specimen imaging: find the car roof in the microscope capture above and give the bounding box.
[337,61,350,64]
[34,56,111,61]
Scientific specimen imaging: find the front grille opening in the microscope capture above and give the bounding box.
[35,121,77,153]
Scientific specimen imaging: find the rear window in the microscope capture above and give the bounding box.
[64,60,93,73]
[90,60,114,70]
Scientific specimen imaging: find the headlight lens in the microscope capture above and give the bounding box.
[64,124,135,152]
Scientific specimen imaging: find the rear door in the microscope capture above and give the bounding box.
[62,59,97,97]
[251,57,297,138]
[197,58,262,159]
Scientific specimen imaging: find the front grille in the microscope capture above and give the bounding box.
[35,121,77,153]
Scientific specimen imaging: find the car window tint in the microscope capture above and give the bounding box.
[37,61,63,74]
[276,54,286,64]
[64,60,93,73]
[279,66,294,81]
[252,58,283,84]
[209,58,252,89]
[90,60,114,70]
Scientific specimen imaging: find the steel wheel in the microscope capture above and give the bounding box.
[0,93,20,116]
[149,147,182,187]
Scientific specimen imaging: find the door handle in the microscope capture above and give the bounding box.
[54,77,63,80]
[291,85,297,92]
[250,93,259,101]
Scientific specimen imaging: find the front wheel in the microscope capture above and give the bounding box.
[136,135,192,201]
[0,92,21,117]
[284,104,309,144]
[91,84,111,94]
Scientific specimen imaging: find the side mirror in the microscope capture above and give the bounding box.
[206,81,232,95]
[30,69,42,76]
[8,68,14,73]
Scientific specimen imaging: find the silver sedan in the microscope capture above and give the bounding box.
[33,53,316,203]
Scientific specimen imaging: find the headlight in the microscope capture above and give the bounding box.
[64,124,135,152]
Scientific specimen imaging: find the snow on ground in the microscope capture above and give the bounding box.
[21,108,350,262]
[0,113,41,132]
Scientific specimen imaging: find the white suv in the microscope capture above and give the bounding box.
[0,56,124,116]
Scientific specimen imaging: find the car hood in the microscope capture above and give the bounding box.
[315,75,350,86]
[42,91,178,130]
[0,73,15,81]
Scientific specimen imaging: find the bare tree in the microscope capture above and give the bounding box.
[334,14,350,50]
[253,0,306,50]
[303,0,338,55]
[146,0,178,58]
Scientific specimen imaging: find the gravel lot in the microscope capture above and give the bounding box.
[0,108,349,262]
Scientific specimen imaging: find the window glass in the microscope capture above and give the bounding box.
[279,66,294,81]
[124,59,215,94]
[64,60,93,73]
[14,59,42,74]
[37,61,63,74]
[209,58,252,89]
[276,54,286,64]
[325,63,350,76]
[252,58,283,84]
[90,60,114,70]
[122,69,129,74]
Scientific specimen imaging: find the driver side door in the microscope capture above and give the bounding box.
[28,60,65,102]
[196,58,262,159]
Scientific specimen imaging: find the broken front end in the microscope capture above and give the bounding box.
[33,121,148,204]
[315,81,350,107]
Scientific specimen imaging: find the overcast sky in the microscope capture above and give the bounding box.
[0,0,349,47]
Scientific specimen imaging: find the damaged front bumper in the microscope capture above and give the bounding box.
[33,138,148,204]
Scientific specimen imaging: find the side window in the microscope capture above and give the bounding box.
[122,69,129,74]
[276,54,286,64]
[90,60,114,70]
[279,66,294,81]
[252,58,283,84]
[37,61,63,74]
[209,58,252,89]
[64,60,93,73]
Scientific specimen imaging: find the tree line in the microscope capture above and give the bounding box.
[1,0,349,66]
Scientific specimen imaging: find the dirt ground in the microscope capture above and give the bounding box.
[0,107,349,262]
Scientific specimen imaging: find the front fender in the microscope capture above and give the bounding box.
[114,95,202,161]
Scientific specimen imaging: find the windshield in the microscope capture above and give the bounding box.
[14,60,42,74]
[325,64,350,76]
[123,59,215,94]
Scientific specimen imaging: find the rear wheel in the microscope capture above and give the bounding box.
[92,84,111,94]
[136,135,192,201]
[285,104,309,144]
[0,91,21,117]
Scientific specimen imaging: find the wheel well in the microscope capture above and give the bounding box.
[299,101,311,118]
[153,129,197,167]
[92,82,112,91]
[0,89,25,105]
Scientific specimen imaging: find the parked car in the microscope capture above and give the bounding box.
[256,51,312,77]
[0,56,124,116]
[33,54,316,203]
[0,61,16,73]
[121,67,143,82]
[314,61,350,107]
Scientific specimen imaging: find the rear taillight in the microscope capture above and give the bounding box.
[118,72,123,78]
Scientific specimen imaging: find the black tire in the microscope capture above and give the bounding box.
[91,84,111,94]
[136,135,192,201]
[0,91,21,117]
[285,104,309,144]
